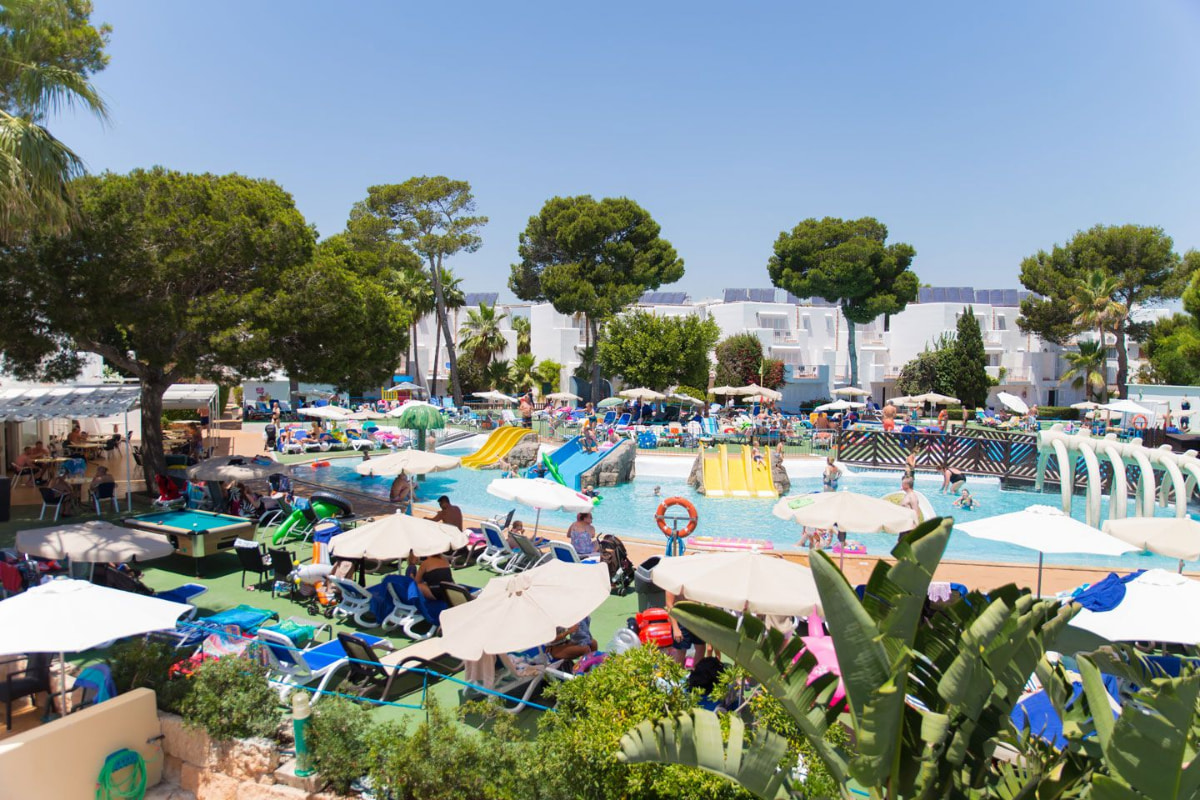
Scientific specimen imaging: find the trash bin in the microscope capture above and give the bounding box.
[0,476,10,523]
[634,555,665,611]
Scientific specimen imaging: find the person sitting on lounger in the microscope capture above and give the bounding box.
[952,489,979,511]
[568,512,597,556]
[547,617,597,665]
[405,549,455,603]
[390,472,414,512]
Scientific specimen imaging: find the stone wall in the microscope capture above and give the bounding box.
[158,713,344,800]
[492,435,540,471]
[580,440,636,492]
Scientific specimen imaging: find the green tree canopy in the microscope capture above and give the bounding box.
[713,332,785,389]
[768,217,918,387]
[894,341,956,397]
[509,195,684,402]
[0,0,109,240]
[348,177,487,404]
[1062,339,1109,402]
[1136,256,1200,386]
[1017,224,1195,395]
[0,168,376,483]
[457,303,508,369]
[951,306,990,407]
[598,310,719,391]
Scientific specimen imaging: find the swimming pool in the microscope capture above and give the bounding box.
[303,448,1197,571]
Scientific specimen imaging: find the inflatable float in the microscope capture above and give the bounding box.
[270,491,355,545]
[830,541,867,555]
[688,535,773,552]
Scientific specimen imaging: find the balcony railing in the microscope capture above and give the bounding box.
[790,367,822,380]
[772,330,800,344]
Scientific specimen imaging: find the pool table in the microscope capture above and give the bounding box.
[124,509,254,574]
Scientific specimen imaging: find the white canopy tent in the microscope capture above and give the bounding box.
[0,382,220,508]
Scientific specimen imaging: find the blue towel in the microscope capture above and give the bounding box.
[204,604,277,633]
[1011,684,1082,748]
[368,574,448,627]
[1074,571,1145,612]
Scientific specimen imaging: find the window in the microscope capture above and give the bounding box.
[756,314,787,330]
[801,315,812,333]
[994,316,1007,331]
[987,355,1001,367]
[825,316,834,336]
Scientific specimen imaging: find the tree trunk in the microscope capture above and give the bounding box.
[590,317,602,403]
[844,309,859,387]
[1115,322,1129,398]
[431,311,443,399]
[409,322,424,388]
[139,374,170,491]
[428,254,463,405]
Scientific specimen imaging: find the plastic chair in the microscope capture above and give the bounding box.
[0,653,51,729]
[268,548,296,599]
[91,481,120,515]
[234,542,271,589]
[38,487,65,521]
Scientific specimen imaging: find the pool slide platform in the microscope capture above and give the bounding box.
[460,425,535,468]
[542,436,624,491]
[701,443,778,498]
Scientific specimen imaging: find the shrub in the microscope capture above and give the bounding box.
[108,638,193,714]
[179,657,281,741]
[368,701,526,800]
[1036,406,1080,421]
[522,646,752,800]
[308,697,374,795]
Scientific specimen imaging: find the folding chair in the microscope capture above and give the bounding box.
[234,541,271,589]
[90,482,121,515]
[38,487,65,521]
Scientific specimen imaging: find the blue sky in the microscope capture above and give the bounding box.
[54,1,1200,300]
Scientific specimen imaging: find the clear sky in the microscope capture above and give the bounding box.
[53,1,1200,301]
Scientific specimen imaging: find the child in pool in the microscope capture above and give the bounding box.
[952,489,979,510]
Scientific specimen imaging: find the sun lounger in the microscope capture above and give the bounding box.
[257,627,389,704]
[337,633,464,701]
[510,533,550,570]
[548,541,602,565]
[381,575,447,641]
[477,521,525,574]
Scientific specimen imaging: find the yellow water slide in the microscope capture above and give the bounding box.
[460,426,534,468]
[701,444,778,498]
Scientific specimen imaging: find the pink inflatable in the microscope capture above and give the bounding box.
[796,613,846,708]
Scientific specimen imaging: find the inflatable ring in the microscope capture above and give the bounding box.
[722,427,736,434]
[1131,414,1148,430]
[309,492,353,518]
[310,460,331,468]
[655,497,698,538]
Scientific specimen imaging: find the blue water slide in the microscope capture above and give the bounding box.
[545,436,622,490]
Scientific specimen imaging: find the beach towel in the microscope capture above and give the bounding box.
[1073,570,1145,612]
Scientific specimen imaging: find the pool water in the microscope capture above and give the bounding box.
[305,451,1196,571]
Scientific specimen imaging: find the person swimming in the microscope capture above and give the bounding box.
[952,489,979,510]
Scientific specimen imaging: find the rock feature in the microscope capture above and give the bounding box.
[489,434,540,471]
[687,453,704,494]
[581,440,636,492]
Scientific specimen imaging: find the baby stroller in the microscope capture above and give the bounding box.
[597,534,634,596]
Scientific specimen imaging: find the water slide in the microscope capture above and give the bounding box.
[461,426,534,468]
[544,436,624,491]
[702,444,779,498]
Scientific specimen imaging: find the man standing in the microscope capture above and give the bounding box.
[519,392,534,429]
[898,477,921,543]
[882,399,897,433]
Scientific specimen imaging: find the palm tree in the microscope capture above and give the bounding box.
[0,0,108,240]
[458,303,508,369]
[428,268,463,397]
[484,359,512,394]
[532,359,563,394]
[1069,270,1127,346]
[393,266,433,388]
[1062,339,1109,402]
[511,315,531,355]
[508,353,537,393]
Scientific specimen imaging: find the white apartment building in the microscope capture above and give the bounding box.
[527,286,1159,410]
[400,292,526,397]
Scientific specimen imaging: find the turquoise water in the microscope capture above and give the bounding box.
[303,452,1196,571]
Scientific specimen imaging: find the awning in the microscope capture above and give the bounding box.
[0,383,218,421]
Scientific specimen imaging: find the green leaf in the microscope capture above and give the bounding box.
[618,709,791,800]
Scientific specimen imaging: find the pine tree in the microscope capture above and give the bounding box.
[952,305,990,408]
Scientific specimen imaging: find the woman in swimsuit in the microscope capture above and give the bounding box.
[406,549,455,603]
[822,456,841,492]
[941,467,966,494]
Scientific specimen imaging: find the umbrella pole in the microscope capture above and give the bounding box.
[533,508,542,539]
[1036,552,1044,598]
[1180,558,1185,575]
[58,651,67,720]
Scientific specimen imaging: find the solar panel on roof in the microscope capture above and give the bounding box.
[463,292,499,307]
[1004,290,1019,306]
[723,289,748,302]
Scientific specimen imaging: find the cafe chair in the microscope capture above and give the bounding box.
[38,487,65,521]
[91,482,121,515]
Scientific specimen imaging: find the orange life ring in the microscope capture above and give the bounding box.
[311,460,331,468]
[1131,415,1148,430]
[722,427,736,434]
[656,497,698,538]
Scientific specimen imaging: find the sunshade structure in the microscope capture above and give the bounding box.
[1102,517,1200,573]
[385,400,436,417]
[619,387,666,402]
[911,392,959,405]
[297,406,352,421]
[390,402,446,450]
[815,399,865,412]
[711,386,741,396]
[186,454,289,483]
[888,395,921,407]
[996,392,1029,414]
[473,390,518,404]
[354,449,461,477]
[772,492,917,535]
[598,397,625,408]
[0,579,191,715]
[329,512,467,559]
[17,521,174,564]
[1101,399,1155,416]
[738,384,782,401]
[436,561,610,660]
[650,551,821,616]
[486,477,595,536]
[1069,569,1200,645]
[392,381,426,394]
[832,387,870,397]
[545,392,581,402]
[1070,401,1104,411]
[667,392,704,406]
[956,505,1136,596]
